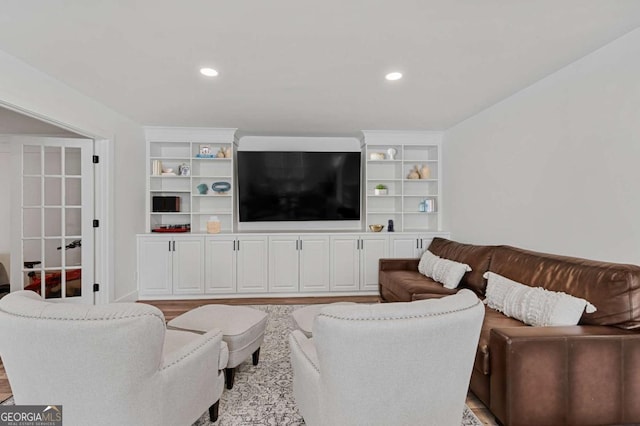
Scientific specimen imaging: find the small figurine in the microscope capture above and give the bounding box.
[387,147,397,160]
[388,219,394,232]
[407,165,420,179]
[216,147,226,158]
[419,164,430,179]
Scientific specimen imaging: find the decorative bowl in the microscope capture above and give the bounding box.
[369,152,385,160]
[369,224,384,232]
[211,181,231,193]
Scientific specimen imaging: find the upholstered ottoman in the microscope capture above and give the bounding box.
[167,305,268,389]
[291,302,356,337]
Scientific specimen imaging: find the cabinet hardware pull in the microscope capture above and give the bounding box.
[233,240,236,251]
[300,240,303,250]
[169,241,171,252]
[237,240,240,251]
[416,239,419,249]
[296,240,298,250]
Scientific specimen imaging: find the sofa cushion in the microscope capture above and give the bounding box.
[484,271,597,326]
[379,270,458,302]
[418,250,472,289]
[490,245,640,330]
[427,238,495,295]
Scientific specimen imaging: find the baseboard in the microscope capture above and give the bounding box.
[114,290,138,302]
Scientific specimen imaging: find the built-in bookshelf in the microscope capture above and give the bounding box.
[363,131,442,232]
[145,127,238,233]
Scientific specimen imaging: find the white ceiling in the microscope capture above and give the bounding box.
[1,1,640,136]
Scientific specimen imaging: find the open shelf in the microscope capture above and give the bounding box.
[146,129,237,233]
[364,132,442,232]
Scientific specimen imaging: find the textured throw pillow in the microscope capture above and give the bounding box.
[483,271,597,326]
[418,250,472,289]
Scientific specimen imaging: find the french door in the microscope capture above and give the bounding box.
[12,137,94,304]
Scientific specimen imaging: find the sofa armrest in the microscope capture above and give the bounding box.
[379,258,419,272]
[489,325,640,426]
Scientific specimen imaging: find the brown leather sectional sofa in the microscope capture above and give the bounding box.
[379,237,640,426]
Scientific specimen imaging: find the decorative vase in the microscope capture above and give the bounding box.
[407,166,420,179]
[374,188,388,196]
[419,165,430,179]
[207,216,221,234]
[196,183,208,194]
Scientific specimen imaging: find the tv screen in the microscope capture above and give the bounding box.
[237,151,361,222]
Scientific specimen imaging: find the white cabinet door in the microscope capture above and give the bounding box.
[417,236,435,257]
[172,237,205,295]
[299,235,330,292]
[360,235,389,291]
[390,235,421,258]
[205,236,236,294]
[138,237,173,296]
[330,236,359,291]
[269,236,299,293]
[237,236,268,293]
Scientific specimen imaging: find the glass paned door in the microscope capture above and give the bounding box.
[16,138,93,304]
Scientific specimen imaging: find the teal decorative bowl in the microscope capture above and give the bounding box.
[211,182,231,193]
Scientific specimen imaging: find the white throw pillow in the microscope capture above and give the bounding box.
[483,271,597,326]
[418,250,472,289]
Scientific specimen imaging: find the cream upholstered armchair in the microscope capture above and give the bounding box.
[289,289,484,426]
[0,291,227,426]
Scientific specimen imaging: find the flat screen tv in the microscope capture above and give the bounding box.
[237,151,361,222]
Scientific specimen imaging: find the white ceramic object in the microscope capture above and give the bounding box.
[387,148,397,160]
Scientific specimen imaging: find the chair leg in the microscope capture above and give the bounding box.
[209,400,219,423]
[225,367,236,389]
[252,347,261,365]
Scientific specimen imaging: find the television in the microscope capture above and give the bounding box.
[237,151,361,222]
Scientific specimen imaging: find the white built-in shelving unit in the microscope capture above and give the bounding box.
[145,127,238,233]
[138,128,446,299]
[363,130,442,232]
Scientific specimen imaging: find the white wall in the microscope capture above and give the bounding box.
[444,28,640,264]
[0,49,146,301]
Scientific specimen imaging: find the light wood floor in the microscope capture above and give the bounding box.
[0,296,498,424]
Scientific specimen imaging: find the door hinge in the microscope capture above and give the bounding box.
[93,219,100,228]
[92,155,99,164]
[93,283,100,292]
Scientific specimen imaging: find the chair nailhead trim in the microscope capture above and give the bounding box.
[317,299,482,322]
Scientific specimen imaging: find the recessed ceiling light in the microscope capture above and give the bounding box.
[200,68,219,77]
[385,72,403,81]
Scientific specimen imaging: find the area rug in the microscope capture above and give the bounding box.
[2,305,482,425]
